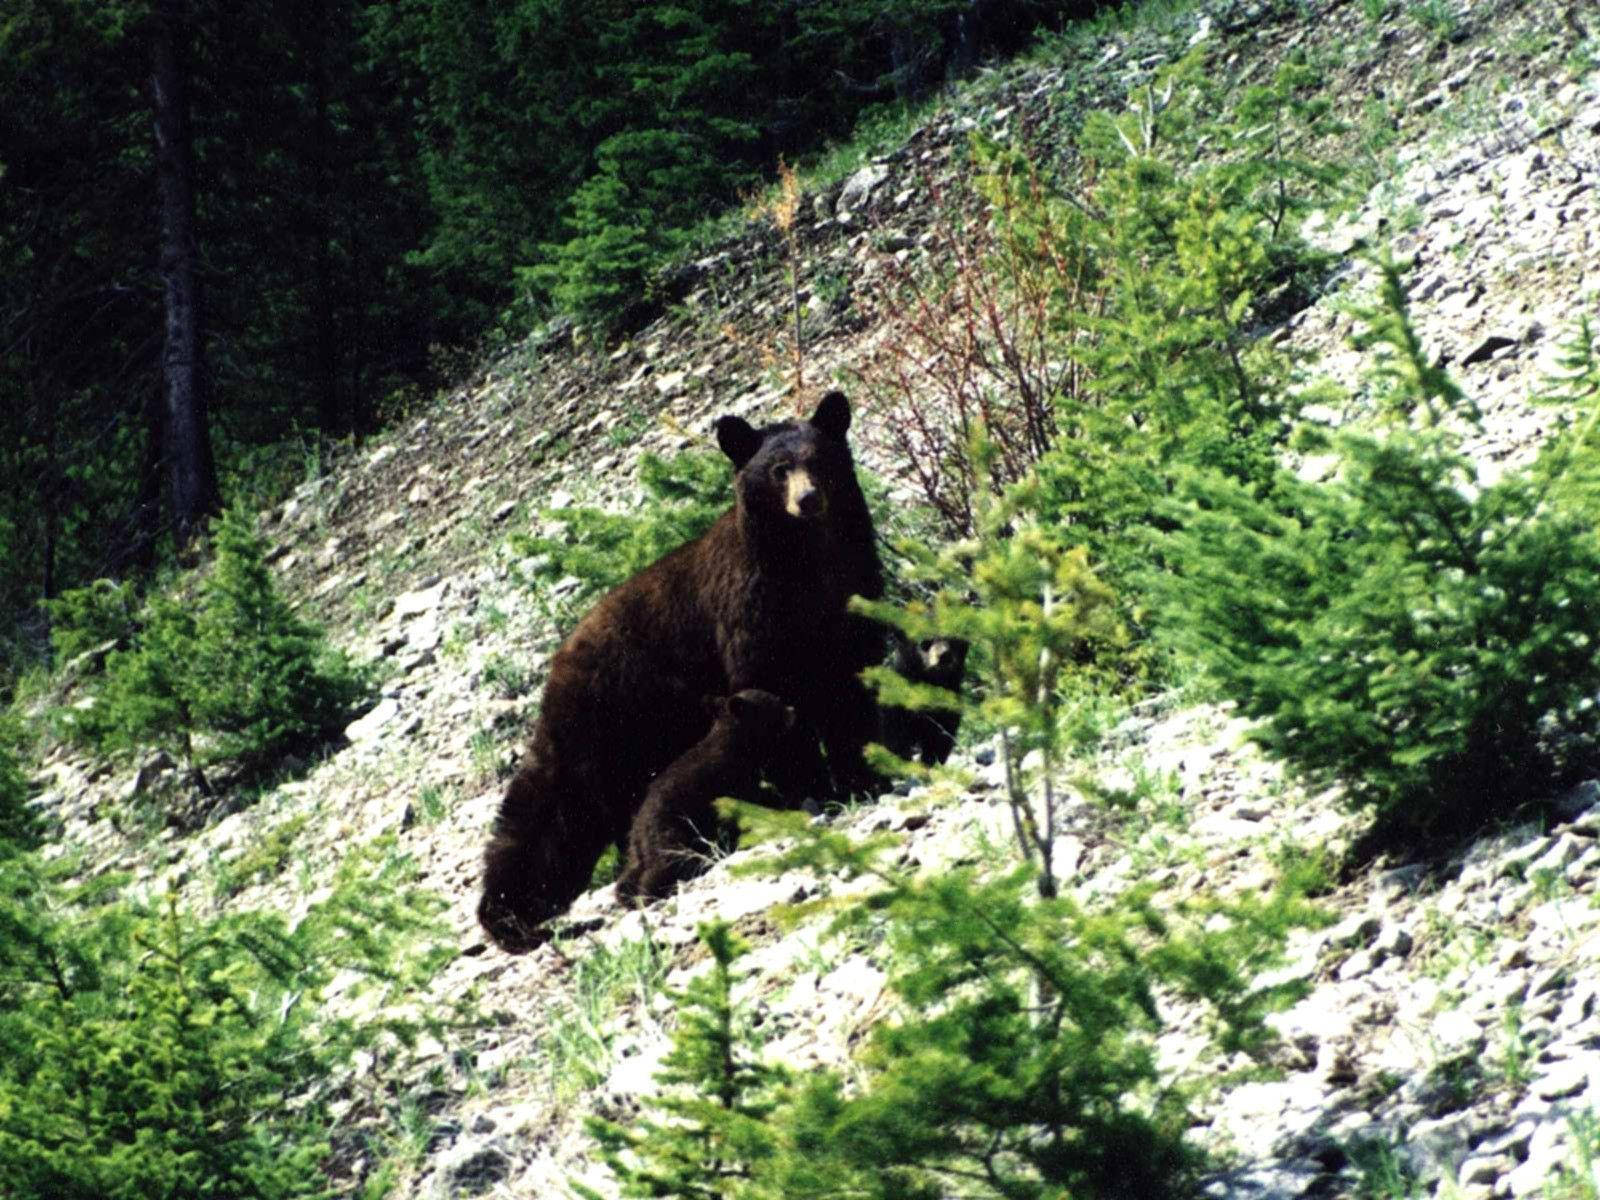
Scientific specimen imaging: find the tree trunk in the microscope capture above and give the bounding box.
[126,383,166,574]
[151,0,220,549]
[307,0,343,447]
[39,376,58,603]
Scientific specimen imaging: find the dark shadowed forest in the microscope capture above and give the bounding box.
[0,0,1086,669]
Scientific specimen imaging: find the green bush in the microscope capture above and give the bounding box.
[857,429,1129,891]
[510,449,730,607]
[42,577,140,663]
[1151,262,1600,835]
[527,4,759,327]
[185,506,367,767]
[859,51,1342,580]
[581,842,1319,1200]
[575,921,785,1200]
[0,728,36,857]
[0,840,449,1200]
[1026,50,1342,587]
[62,506,367,779]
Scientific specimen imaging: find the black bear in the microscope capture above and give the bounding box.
[615,689,795,904]
[879,635,969,766]
[478,391,883,952]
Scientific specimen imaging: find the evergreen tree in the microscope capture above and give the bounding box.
[1150,260,1600,837]
[0,730,38,857]
[578,922,785,1200]
[0,841,448,1200]
[534,2,762,323]
[59,506,366,781]
[186,506,366,769]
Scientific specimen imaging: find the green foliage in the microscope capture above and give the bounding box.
[1545,1110,1600,1200]
[582,837,1320,1200]
[510,450,730,607]
[62,506,368,777]
[1023,50,1343,586]
[186,506,367,767]
[83,591,202,770]
[42,579,141,663]
[209,811,315,901]
[859,429,1128,892]
[1151,263,1600,836]
[0,724,37,857]
[576,922,781,1199]
[388,0,1060,329]
[0,839,449,1200]
[779,865,1196,1199]
[545,934,668,1103]
[1345,1134,1424,1198]
[860,51,1344,664]
[529,3,760,324]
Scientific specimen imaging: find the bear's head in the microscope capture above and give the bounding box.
[709,688,796,749]
[714,391,858,525]
[713,390,882,599]
[893,635,969,691]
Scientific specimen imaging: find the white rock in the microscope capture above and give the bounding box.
[393,581,448,622]
[345,698,400,743]
[837,164,890,214]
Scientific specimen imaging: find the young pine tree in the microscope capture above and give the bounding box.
[186,504,365,769]
[1151,258,1600,838]
[576,921,784,1200]
[58,504,366,784]
[0,727,35,856]
[857,430,1128,898]
[0,840,449,1200]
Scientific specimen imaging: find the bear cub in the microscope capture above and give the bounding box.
[615,689,795,904]
[879,636,968,766]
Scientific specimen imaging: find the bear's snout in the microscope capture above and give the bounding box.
[785,468,826,518]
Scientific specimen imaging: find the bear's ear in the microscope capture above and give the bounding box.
[811,390,851,440]
[715,415,762,470]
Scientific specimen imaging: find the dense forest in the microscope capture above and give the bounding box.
[0,0,1086,677]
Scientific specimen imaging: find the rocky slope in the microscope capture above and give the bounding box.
[24,0,1600,1196]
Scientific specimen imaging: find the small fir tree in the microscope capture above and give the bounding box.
[56,504,366,784]
[95,591,206,784]
[575,838,1319,1200]
[532,3,758,325]
[42,578,140,663]
[1151,259,1600,837]
[857,429,1128,897]
[0,727,36,856]
[0,839,449,1200]
[576,921,785,1200]
[186,504,365,769]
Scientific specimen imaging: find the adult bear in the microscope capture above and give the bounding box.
[478,391,883,952]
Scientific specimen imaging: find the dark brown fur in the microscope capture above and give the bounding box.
[880,636,968,766]
[615,689,794,903]
[478,392,883,952]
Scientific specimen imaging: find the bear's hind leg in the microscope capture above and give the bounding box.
[478,758,617,951]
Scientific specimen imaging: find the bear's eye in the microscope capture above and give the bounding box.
[769,460,791,479]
